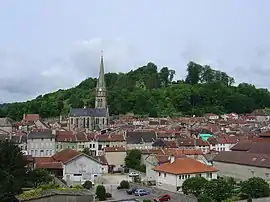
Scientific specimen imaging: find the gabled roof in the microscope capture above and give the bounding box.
[52,148,81,163]
[126,131,156,144]
[213,151,270,168]
[70,107,106,117]
[153,157,217,175]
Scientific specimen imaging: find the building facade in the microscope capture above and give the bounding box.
[68,54,109,131]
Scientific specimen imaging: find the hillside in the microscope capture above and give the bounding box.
[1,61,270,121]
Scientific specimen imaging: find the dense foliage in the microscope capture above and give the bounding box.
[125,149,146,172]
[1,61,270,120]
[26,168,53,188]
[0,141,28,201]
[182,176,270,201]
[95,185,106,201]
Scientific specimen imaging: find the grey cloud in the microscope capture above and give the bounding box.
[0,38,137,103]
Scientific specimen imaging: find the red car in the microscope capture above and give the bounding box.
[153,194,171,202]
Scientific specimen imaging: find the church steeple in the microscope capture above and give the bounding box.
[95,52,107,109]
[97,51,105,89]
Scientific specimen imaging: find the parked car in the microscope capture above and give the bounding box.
[153,194,171,202]
[134,189,150,196]
[126,187,137,195]
[129,172,139,177]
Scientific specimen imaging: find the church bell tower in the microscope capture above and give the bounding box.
[95,52,107,109]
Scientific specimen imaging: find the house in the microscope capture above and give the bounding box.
[97,133,126,155]
[11,134,28,154]
[145,149,209,182]
[205,114,219,120]
[152,156,217,192]
[55,131,78,152]
[126,131,157,150]
[104,146,126,172]
[177,138,210,154]
[208,136,238,152]
[213,151,270,182]
[23,114,40,122]
[0,117,14,133]
[27,131,56,157]
[35,148,108,186]
[34,120,49,130]
[68,55,109,131]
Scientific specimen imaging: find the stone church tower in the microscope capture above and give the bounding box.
[95,53,107,109]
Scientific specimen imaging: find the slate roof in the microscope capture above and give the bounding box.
[70,107,107,117]
[126,131,157,144]
[231,141,270,154]
[152,139,167,147]
[213,151,270,168]
[28,131,55,139]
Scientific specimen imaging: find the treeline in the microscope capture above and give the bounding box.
[1,61,270,120]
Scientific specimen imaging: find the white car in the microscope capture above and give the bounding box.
[129,172,139,177]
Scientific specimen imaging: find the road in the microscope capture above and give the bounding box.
[99,174,192,202]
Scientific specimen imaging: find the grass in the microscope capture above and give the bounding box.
[18,183,84,200]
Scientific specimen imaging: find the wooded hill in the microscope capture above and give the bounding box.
[1,61,270,120]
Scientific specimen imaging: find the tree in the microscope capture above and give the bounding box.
[82,180,93,189]
[0,169,17,202]
[125,149,142,170]
[27,168,53,188]
[240,177,270,199]
[182,176,207,197]
[0,141,27,195]
[120,180,130,189]
[82,147,92,156]
[185,62,202,85]
[96,185,106,201]
[203,178,233,202]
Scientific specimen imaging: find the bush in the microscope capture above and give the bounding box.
[134,176,141,183]
[240,177,270,199]
[106,192,112,198]
[96,185,106,201]
[72,185,83,189]
[117,186,121,190]
[143,199,152,202]
[39,183,60,190]
[120,180,130,189]
[82,181,93,190]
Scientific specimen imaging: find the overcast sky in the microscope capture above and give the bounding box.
[0,0,270,103]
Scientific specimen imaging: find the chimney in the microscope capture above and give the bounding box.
[23,113,26,120]
[169,155,175,163]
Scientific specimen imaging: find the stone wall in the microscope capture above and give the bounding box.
[20,190,94,202]
[21,195,93,202]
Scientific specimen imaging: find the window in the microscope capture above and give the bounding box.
[56,145,59,149]
[159,172,161,176]
[73,174,82,176]
[35,150,37,156]
[71,118,73,124]
[87,118,90,128]
[93,144,95,148]
[164,173,166,177]
[207,172,213,178]
[103,118,105,125]
[96,118,99,124]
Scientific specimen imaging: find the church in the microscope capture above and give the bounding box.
[68,54,110,131]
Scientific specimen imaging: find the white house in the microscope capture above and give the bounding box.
[35,148,108,186]
[52,149,108,185]
[152,156,217,192]
[27,131,56,157]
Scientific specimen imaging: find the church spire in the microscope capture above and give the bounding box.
[95,51,107,109]
[97,51,105,88]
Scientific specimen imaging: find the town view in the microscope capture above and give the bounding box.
[1,1,270,202]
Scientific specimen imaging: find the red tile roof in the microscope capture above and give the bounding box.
[24,114,40,122]
[53,148,81,163]
[153,157,217,175]
[104,146,126,152]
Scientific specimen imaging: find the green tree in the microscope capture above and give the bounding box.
[82,147,92,156]
[203,178,233,202]
[125,149,142,170]
[82,181,93,190]
[96,185,106,201]
[240,177,270,199]
[0,169,17,202]
[182,176,207,197]
[27,168,53,188]
[185,61,202,85]
[0,141,27,195]
[120,180,130,189]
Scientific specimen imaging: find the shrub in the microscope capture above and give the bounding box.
[143,199,152,202]
[117,186,121,189]
[96,185,106,201]
[82,181,93,190]
[120,180,130,189]
[73,185,83,189]
[106,192,112,198]
[39,183,60,190]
